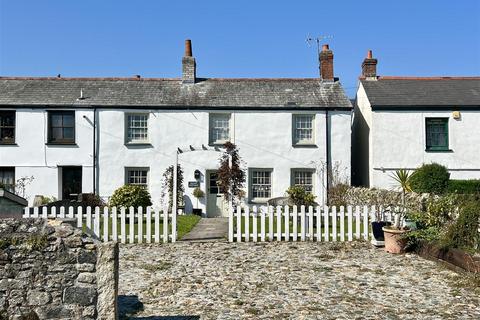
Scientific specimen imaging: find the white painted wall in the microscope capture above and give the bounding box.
[0,109,94,204]
[97,109,352,213]
[354,81,480,189]
[371,110,480,188]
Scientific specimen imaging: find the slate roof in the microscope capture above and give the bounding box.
[360,77,480,108]
[0,77,352,109]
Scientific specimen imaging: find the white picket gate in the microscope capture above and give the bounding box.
[228,205,395,242]
[23,206,176,243]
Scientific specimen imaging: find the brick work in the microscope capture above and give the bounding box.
[319,45,334,82]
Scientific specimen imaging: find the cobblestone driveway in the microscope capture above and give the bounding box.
[119,241,479,319]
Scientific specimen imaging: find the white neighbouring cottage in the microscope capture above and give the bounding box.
[353,50,480,189]
[0,40,352,216]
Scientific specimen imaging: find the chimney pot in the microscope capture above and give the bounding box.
[182,39,196,84]
[362,49,378,79]
[319,44,334,82]
[185,39,192,57]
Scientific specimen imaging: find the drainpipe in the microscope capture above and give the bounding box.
[93,107,97,195]
[325,109,330,205]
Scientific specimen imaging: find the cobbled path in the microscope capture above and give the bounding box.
[119,241,480,319]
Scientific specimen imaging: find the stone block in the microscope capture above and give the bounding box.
[63,286,97,306]
[27,290,51,306]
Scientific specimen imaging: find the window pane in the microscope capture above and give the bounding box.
[127,169,148,186]
[293,170,314,193]
[0,167,15,192]
[1,128,15,141]
[52,128,63,140]
[127,114,148,142]
[210,114,230,144]
[251,170,272,199]
[294,115,314,144]
[63,114,75,127]
[51,115,63,127]
[63,128,74,139]
[0,112,15,127]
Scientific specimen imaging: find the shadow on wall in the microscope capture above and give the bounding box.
[118,295,200,320]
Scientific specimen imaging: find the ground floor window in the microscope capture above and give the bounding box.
[126,168,149,187]
[426,118,449,151]
[0,167,15,192]
[291,169,314,193]
[249,169,272,201]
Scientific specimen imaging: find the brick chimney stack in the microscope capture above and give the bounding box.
[182,39,196,84]
[362,49,378,79]
[319,44,334,82]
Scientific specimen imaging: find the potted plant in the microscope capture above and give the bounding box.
[383,169,415,253]
[370,208,391,246]
[192,187,204,216]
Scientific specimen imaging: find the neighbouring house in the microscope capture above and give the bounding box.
[353,50,480,188]
[0,40,352,216]
[0,188,27,218]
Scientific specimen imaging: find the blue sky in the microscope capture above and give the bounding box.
[1,0,479,97]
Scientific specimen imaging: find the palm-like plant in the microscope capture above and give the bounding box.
[389,169,415,228]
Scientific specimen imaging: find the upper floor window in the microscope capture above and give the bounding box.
[126,167,149,187]
[293,114,315,145]
[0,111,16,144]
[209,113,231,145]
[0,167,15,192]
[48,111,75,144]
[126,113,149,144]
[291,169,314,193]
[249,168,272,202]
[426,118,449,151]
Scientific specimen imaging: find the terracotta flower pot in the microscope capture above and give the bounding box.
[382,227,408,254]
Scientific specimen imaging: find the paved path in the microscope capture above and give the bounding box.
[119,242,480,319]
[180,218,228,241]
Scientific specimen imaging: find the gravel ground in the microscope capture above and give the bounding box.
[119,241,480,320]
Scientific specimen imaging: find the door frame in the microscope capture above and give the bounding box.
[205,169,227,217]
[60,166,83,201]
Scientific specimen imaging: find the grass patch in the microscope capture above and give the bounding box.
[177,214,201,239]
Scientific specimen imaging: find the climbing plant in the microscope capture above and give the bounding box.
[217,142,246,205]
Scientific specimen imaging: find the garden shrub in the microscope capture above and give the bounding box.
[109,184,152,208]
[286,186,316,207]
[410,163,450,194]
[327,183,350,207]
[447,179,480,194]
[441,198,480,252]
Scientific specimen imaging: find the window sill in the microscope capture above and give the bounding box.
[292,143,317,148]
[425,149,453,153]
[209,141,230,147]
[0,142,17,146]
[125,142,153,148]
[46,142,77,146]
[248,199,270,205]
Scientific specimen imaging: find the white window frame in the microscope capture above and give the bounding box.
[125,113,149,144]
[125,167,149,187]
[292,114,315,146]
[209,113,231,145]
[249,168,273,203]
[291,168,315,194]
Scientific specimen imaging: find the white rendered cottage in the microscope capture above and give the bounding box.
[0,40,352,216]
[353,50,480,188]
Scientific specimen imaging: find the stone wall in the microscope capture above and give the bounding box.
[0,218,118,320]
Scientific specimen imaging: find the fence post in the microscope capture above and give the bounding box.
[94,207,100,239]
[316,206,321,242]
[103,207,109,242]
[363,205,369,241]
[332,206,337,242]
[112,207,117,242]
[77,207,83,229]
[284,206,290,242]
[308,206,314,241]
[276,206,282,241]
[33,207,39,218]
[171,205,177,243]
[23,207,29,218]
[260,206,266,242]
[228,206,234,242]
[120,207,126,244]
[340,206,345,242]
[347,206,353,242]
[42,206,48,219]
[129,207,135,244]
[355,206,361,239]
[245,206,250,242]
[59,206,65,219]
[68,206,74,219]
[163,206,168,243]
[300,205,306,241]
[146,207,152,244]
[235,206,241,242]
[137,207,143,244]
[292,205,298,242]
[268,206,274,241]
[324,205,329,242]
[252,206,258,242]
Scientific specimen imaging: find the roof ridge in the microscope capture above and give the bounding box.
[360,76,480,80]
[0,76,325,82]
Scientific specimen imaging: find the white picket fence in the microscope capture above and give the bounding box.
[23,206,176,243]
[229,205,395,242]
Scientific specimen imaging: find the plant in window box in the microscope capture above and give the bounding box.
[382,169,416,254]
[192,187,204,216]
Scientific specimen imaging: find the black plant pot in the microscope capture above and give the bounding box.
[371,221,392,241]
[192,209,202,216]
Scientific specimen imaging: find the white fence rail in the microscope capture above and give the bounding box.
[23,206,176,243]
[229,205,395,242]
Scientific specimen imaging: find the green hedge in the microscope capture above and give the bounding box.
[447,179,480,194]
[410,163,450,194]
